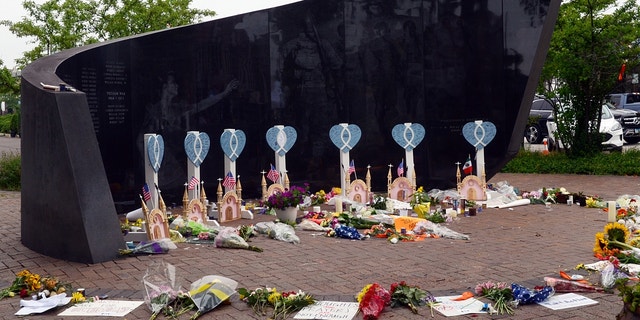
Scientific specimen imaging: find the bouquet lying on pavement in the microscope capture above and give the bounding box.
[475,281,516,315]
[214,227,263,252]
[188,276,238,319]
[120,238,177,255]
[357,283,391,319]
[142,260,184,320]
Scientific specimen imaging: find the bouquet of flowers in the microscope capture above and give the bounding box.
[142,261,184,320]
[389,281,428,314]
[266,185,309,210]
[238,286,315,320]
[474,281,515,315]
[310,190,327,206]
[0,269,42,299]
[357,283,391,319]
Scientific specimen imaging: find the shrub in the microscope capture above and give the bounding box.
[502,149,640,176]
[0,151,21,191]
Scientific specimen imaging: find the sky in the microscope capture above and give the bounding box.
[0,0,299,69]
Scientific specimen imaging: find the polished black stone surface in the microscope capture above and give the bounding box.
[31,0,560,206]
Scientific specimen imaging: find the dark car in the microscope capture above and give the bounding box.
[525,97,554,144]
[606,102,640,144]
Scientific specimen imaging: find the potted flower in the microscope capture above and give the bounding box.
[265,185,308,222]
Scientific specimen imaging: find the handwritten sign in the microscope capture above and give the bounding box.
[58,300,144,317]
[537,293,598,310]
[294,301,359,320]
[432,296,486,317]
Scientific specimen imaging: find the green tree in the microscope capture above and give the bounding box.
[0,0,216,68]
[0,60,20,96]
[539,0,640,157]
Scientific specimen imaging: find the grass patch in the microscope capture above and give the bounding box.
[501,149,640,176]
[0,151,21,190]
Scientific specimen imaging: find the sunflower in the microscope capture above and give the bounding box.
[594,232,608,256]
[605,222,630,243]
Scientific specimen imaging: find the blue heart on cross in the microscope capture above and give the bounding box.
[329,124,361,153]
[220,129,246,161]
[146,134,164,173]
[266,126,297,156]
[462,121,496,150]
[392,123,425,151]
[184,131,210,167]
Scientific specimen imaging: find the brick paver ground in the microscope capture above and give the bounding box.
[1,173,638,318]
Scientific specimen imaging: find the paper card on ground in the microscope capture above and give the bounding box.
[537,293,598,310]
[294,300,359,320]
[57,300,144,317]
[433,295,487,317]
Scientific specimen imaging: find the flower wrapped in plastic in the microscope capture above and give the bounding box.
[142,260,184,320]
[188,275,238,319]
[357,283,391,320]
[119,238,177,255]
[254,221,300,244]
[214,227,263,252]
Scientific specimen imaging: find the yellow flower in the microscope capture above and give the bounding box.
[268,291,282,304]
[332,187,342,195]
[356,284,372,302]
[16,270,31,278]
[594,232,608,255]
[71,291,86,303]
[629,237,640,248]
[586,197,599,208]
[604,222,630,243]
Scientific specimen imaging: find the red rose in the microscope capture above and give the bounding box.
[19,289,29,298]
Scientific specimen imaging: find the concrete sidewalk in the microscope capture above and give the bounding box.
[1,173,638,319]
[0,135,20,155]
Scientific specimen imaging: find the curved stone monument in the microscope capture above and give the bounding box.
[20,0,560,262]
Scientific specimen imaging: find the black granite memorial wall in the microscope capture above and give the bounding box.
[21,0,560,262]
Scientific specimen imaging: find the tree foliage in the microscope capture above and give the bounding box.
[539,0,640,158]
[0,0,216,68]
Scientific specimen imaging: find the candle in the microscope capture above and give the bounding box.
[335,198,342,213]
[608,201,617,223]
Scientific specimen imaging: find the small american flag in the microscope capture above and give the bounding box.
[142,183,151,202]
[188,176,199,190]
[397,159,404,177]
[222,171,236,189]
[267,164,280,183]
[348,159,355,175]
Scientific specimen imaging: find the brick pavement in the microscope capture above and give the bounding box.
[1,173,640,319]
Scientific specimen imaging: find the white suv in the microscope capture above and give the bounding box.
[546,104,623,151]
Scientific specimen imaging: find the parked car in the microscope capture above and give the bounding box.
[525,97,554,144]
[546,104,623,152]
[605,102,640,144]
[608,92,640,112]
